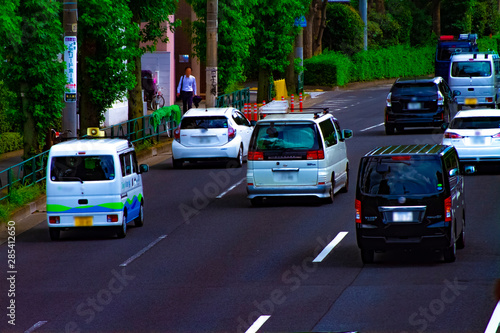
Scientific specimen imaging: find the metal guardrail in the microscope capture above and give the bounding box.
[0,111,178,204]
[216,87,250,110]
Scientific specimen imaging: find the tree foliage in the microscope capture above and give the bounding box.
[323,3,364,56]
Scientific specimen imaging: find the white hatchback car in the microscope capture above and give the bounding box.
[442,109,500,164]
[172,108,254,168]
[246,112,353,205]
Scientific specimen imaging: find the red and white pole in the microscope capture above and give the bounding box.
[262,100,266,118]
[254,103,258,121]
[299,92,303,112]
[291,94,294,112]
[244,103,248,119]
[281,96,284,101]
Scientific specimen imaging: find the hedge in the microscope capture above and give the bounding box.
[0,132,23,154]
[305,45,435,86]
[477,37,498,53]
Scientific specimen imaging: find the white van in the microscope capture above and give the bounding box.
[46,138,149,240]
[246,113,352,205]
[449,52,500,109]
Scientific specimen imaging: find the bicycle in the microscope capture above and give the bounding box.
[151,86,165,110]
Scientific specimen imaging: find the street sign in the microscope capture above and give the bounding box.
[294,15,307,28]
[65,93,76,102]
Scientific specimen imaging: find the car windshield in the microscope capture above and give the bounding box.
[180,116,228,129]
[251,122,319,151]
[450,116,500,129]
[451,61,491,77]
[392,83,437,98]
[50,155,115,182]
[361,156,444,195]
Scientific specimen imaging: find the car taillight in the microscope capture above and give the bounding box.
[444,132,463,139]
[228,126,236,141]
[248,151,264,160]
[437,91,444,106]
[174,128,180,142]
[486,97,493,103]
[49,216,60,224]
[355,200,361,223]
[107,215,119,222]
[386,92,392,107]
[306,150,325,160]
[444,196,452,222]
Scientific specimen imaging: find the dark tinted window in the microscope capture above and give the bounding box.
[251,122,319,151]
[437,47,473,61]
[392,83,437,97]
[319,119,337,147]
[450,116,500,129]
[181,116,228,129]
[451,61,491,77]
[361,155,444,195]
[50,155,115,182]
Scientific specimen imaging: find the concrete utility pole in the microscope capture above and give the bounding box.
[206,0,218,108]
[296,28,304,91]
[359,0,368,51]
[62,0,78,137]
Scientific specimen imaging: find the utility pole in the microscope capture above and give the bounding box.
[296,28,304,93]
[62,1,78,137]
[206,0,218,108]
[360,0,367,51]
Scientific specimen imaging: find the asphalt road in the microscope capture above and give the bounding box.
[1,85,500,333]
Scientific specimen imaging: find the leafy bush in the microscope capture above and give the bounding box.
[0,132,23,154]
[0,183,45,224]
[304,51,352,86]
[478,37,498,52]
[323,3,364,56]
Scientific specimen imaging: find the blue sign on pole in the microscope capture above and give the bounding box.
[294,15,307,28]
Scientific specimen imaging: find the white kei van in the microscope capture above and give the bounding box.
[246,113,353,205]
[46,138,149,240]
[449,52,500,109]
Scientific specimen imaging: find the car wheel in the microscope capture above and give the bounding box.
[396,126,404,134]
[361,249,374,264]
[385,125,395,135]
[234,145,243,168]
[324,175,335,204]
[457,215,465,249]
[340,165,349,193]
[250,198,262,207]
[117,212,127,239]
[443,240,457,263]
[49,228,60,241]
[172,157,183,169]
[134,203,144,227]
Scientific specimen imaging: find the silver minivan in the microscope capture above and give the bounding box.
[246,113,352,205]
[449,52,500,110]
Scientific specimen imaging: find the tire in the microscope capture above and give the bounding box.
[361,249,374,264]
[172,157,183,169]
[385,125,395,135]
[134,203,144,227]
[457,215,465,250]
[324,175,335,204]
[396,126,404,134]
[49,228,60,241]
[117,212,127,239]
[443,240,457,263]
[152,95,165,110]
[340,165,349,193]
[233,145,243,168]
[250,198,262,207]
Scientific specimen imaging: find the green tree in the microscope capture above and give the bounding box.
[78,0,139,135]
[1,0,66,159]
[127,0,179,121]
[322,3,364,56]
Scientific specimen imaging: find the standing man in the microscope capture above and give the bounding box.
[177,67,197,114]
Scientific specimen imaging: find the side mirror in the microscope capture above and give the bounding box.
[464,165,476,174]
[453,90,461,97]
[139,164,149,173]
[343,129,353,139]
[441,123,449,130]
[449,168,458,177]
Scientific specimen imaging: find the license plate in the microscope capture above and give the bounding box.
[74,216,93,226]
[198,137,212,144]
[470,136,485,145]
[275,172,297,182]
[392,211,413,222]
[465,98,477,105]
[407,102,421,110]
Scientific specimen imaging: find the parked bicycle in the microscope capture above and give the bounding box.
[151,86,165,110]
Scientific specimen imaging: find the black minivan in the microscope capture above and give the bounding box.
[355,144,475,263]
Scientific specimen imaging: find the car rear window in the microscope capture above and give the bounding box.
[437,46,473,61]
[391,83,437,98]
[250,122,319,151]
[451,61,491,77]
[180,116,228,129]
[450,116,500,129]
[50,155,115,182]
[361,155,444,195]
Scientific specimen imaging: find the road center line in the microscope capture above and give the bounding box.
[313,231,349,263]
[360,122,384,132]
[25,321,48,333]
[484,301,500,333]
[245,315,271,333]
[216,177,245,199]
[119,235,167,267]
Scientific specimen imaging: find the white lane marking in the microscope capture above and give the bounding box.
[360,122,384,132]
[25,321,48,333]
[484,301,500,333]
[245,315,271,333]
[119,235,167,267]
[216,177,245,199]
[313,231,349,263]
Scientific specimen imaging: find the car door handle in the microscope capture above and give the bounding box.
[272,168,299,172]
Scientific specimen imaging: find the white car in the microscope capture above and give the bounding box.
[442,108,500,164]
[172,108,254,168]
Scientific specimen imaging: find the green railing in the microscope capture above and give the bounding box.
[0,110,178,204]
[216,87,250,110]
